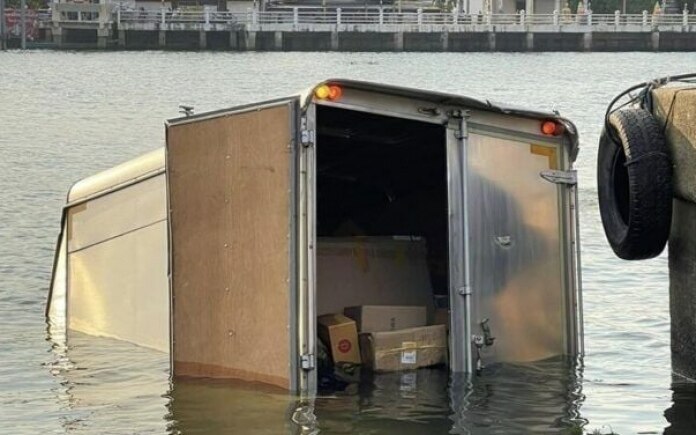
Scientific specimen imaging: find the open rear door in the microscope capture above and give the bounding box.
[466,128,574,365]
[166,99,299,390]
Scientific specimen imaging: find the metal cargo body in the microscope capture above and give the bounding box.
[47,79,582,394]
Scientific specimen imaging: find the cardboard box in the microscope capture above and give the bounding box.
[344,305,427,333]
[317,314,361,364]
[433,308,449,332]
[316,237,435,316]
[359,324,447,372]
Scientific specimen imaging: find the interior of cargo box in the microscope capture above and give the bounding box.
[315,105,450,384]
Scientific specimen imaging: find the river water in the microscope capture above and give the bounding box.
[1,51,696,434]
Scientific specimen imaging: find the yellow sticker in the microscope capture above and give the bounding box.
[530,144,558,170]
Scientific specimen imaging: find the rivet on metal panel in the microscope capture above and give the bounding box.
[224,243,228,248]
[225,287,229,292]
[225,155,230,160]
[228,329,235,337]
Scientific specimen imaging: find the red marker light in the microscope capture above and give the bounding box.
[541,120,564,136]
[314,84,343,101]
[328,85,343,101]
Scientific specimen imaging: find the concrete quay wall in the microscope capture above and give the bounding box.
[44,27,696,51]
[653,85,696,381]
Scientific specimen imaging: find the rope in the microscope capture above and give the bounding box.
[624,151,671,166]
[603,73,696,147]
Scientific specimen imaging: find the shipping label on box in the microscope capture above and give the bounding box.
[400,341,418,364]
[317,313,361,364]
[360,324,446,372]
[344,305,427,333]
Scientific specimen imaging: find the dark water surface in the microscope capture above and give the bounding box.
[1,51,696,434]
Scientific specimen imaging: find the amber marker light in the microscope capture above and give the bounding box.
[314,85,331,100]
[541,120,564,136]
[314,84,343,101]
[328,85,343,101]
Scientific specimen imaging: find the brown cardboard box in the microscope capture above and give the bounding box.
[433,308,449,332]
[359,324,447,372]
[344,305,427,333]
[316,237,435,316]
[317,314,361,364]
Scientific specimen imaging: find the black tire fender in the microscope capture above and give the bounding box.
[597,108,673,260]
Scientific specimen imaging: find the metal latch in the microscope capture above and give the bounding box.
[540,169,577,186]
[300,353,315,370]
[300,129,314,147]
[472,319,496,375]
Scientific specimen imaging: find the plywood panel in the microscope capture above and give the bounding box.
[167,104,293,389]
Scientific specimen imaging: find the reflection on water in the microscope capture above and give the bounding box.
[665,379,696,435]
[42,327,696,434]
[49,332,588,434]
[47,332,171,434]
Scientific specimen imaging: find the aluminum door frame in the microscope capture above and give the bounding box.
[447,115,473,374]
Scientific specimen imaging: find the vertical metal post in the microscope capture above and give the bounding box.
[447,114,473,375]
[459,115,473,376]
[614,9,620,26]
[20,0,26,49]
[0,0,5,50]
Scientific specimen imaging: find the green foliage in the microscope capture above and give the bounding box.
[564,0,667,13]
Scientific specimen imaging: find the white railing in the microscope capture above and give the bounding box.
[117,10,246,25]
[39,8,696,30]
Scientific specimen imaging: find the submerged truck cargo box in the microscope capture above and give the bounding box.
[47,79,583,394]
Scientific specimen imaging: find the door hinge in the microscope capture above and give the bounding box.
[457,286,471,296]
[448,110,470,140]
[540,169,577,186]
[300,353,315,370]
[300,129,315,147]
